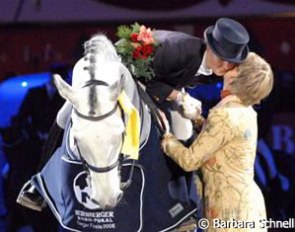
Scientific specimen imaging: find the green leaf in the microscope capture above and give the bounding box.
[116,25,132,39]
[115,39,134,55]
[131,22,141,33]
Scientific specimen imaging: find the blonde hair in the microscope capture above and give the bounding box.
[229,52,274,106]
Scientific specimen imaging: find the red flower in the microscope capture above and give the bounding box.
[141,54,148,60]
[142,44,154,56]
[132,44,154,60]
[132,46,142,59]
[130,33,139,42]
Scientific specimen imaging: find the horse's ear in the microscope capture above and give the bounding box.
[53,74,79,106]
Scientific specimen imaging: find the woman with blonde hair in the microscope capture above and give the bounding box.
[161,52,273,231]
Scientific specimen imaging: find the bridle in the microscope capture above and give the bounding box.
[73,78,134,190]
[73,79,119,122]
[75,141,121,174]
[73,104,118,122]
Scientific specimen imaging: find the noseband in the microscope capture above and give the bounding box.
[74,104,118,122]
[76,140,122,173]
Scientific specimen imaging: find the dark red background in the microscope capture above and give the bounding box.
[0,17,294,81]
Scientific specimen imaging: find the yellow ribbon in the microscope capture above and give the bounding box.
[118,91,140,160]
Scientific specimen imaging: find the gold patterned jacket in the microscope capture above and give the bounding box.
[162,95,267,231]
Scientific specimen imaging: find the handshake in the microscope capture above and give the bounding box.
[176,92,202,120]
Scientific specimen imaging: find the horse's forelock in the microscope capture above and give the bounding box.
[84,34,119,62]
[84,34,120,82]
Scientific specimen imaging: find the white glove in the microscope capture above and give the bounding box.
[180,93,202,120]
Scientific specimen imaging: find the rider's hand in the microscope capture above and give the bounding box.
[179,94,202,120]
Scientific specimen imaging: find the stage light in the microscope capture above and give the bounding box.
[21,81,28,87]
[216,82,223,89]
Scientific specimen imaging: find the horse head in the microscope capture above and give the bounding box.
[54,34,132,209]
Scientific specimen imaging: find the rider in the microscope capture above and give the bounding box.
[143,18,250,140]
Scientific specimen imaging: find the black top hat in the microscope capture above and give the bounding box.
[204,18,249,63]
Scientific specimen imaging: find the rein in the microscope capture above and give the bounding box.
[135,81,166,137]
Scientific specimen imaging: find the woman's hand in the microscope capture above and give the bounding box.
[161,133,175,153]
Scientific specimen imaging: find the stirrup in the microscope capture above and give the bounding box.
[16,180,46,212]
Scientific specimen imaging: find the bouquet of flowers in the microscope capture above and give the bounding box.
[115,22,158,80]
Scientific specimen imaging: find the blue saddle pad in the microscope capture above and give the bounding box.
[33,150,144,232]
[32,123,198,232]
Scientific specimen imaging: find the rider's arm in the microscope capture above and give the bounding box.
[145,79,178,103]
